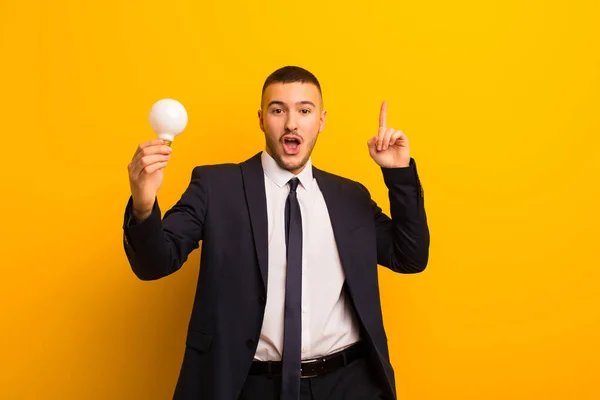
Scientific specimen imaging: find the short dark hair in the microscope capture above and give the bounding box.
[261,66,322,98]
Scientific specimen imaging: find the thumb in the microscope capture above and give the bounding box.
[367,136,379,158]
[367,136,377,148]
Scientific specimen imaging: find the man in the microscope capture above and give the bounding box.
[123,66,429,400]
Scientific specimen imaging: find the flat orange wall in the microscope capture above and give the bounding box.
[1,0,599,398]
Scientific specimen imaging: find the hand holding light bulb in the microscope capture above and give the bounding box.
[127,98,188,222]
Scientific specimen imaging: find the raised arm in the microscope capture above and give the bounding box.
[122,140,207,280]
[366,101,430,272]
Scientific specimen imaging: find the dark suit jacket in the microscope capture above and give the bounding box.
[122,151,429,400]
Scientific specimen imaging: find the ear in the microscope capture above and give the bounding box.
[319,110,327,133]
[258,109,264,132]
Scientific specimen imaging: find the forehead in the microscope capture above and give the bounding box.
[262,82,321,105]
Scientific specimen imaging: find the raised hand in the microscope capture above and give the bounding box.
[128,139,172,221]
[367,101,410,168]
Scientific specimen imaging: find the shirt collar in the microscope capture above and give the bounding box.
[261,150,313,192]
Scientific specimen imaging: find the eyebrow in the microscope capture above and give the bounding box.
[268,100,317,108]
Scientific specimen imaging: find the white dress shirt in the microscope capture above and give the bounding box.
[254,150,361,361]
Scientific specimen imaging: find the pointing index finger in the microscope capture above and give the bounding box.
[379,100,387,129]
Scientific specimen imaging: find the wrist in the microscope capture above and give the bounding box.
[132,207,152,223]
[381,161,411,169]
[131,197,155,222]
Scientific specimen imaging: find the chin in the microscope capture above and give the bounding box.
[277,153,307,172]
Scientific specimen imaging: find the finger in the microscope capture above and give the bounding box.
[390,137,408,150]
[367,136,379,157]
[377,127,394,151]
[367,136,377,148]
[379,100,388,129]
[132,144,172,164]
[142,161,168,176]
[389,130,405,147]
[132,139,168,160]
[383,128,395,150]
[132,154,171,176]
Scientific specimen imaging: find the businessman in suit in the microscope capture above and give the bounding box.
[123,66,429,400]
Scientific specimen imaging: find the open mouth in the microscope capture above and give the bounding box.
[282,135,302,155]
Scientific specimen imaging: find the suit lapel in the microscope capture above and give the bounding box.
[313,167,356,281]
[241,152,269,292]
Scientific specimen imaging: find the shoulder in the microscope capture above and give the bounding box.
[190,162,240,178]
[189,152,261,180]
[313,167,371,199]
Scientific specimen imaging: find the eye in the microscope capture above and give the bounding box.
[300,109,311,114]
[271,108,283,114]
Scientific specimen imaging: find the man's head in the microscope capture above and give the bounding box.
[258,66,326,175]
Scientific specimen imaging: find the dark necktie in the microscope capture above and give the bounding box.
[281,177,302,400]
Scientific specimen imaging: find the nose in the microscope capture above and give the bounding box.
[285,113,298,132]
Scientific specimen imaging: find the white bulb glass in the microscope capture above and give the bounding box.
[149,98,188,146]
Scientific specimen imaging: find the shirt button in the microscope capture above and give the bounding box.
[302,348,307,353]
[302,307,307,313]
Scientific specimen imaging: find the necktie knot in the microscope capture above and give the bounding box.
[288,177,299,192]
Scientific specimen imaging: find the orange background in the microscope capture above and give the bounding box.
[1,0,599,398]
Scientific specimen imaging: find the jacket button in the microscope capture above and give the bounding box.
[246,339,255,349]
[259,296,266,306]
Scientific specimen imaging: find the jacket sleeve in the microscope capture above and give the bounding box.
[368,158,430,273]
[122,166,208,280]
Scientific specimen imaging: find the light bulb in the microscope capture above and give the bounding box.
[149,98,188,146]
